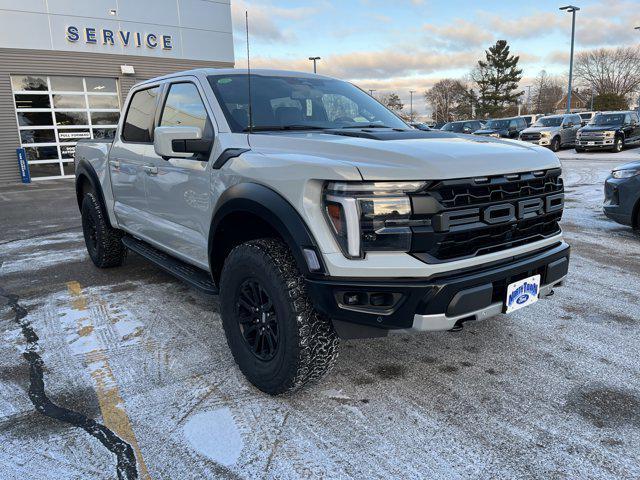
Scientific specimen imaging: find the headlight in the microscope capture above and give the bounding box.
[611,169,640,179]
[540,131,551,137]
[323,181,426,258]
[604,131,615,138]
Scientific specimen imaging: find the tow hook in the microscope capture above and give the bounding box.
[449,321,464,332]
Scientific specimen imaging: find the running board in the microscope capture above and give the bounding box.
[122,236,218,295]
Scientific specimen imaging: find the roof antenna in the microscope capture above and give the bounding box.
[245,10,254,134]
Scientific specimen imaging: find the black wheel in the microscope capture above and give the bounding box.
[81,193,126,268]
[219,238,339,395]
[612,137,623,153]
[550,136,560,152]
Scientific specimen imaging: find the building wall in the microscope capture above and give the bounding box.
[0,0,234,63]
[0,48,233,183]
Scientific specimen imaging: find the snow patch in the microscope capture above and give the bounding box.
[183,408,243,466]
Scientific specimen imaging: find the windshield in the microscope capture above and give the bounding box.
[533,117,562,127]
[207,74,408,132]
[485,119,509,130]
[589,113,624,126]
[441,122,464,132]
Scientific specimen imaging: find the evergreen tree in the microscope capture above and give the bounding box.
[474,40,523,117]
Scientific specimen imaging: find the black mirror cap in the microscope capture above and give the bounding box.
[172,138,213,156]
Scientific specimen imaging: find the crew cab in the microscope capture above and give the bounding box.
[519,114,581,152]
[74,69,570,394]
[576,111,640,153]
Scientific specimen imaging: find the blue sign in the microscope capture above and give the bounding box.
[16,148,31,183]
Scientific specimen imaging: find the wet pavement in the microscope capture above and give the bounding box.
[1,150,639,479]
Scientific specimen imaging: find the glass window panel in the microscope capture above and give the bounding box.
[14,94,51,109]
[62,161,75,175]
[28,162,61,178]
[88,95,120,109]
[25,146,59,161]
[20,129,56,144]
[60,145,77,159]
[160,83,208,130]
[11,75,48,91]
[55,111,88,126]
[57,129,91,142]
[93,128,117,140]
[91,111,119,125]
[53,94,87,109]
[122,87,160,142]
[86,77,117,93]
[17,111,54,126]
[50,76,84,92]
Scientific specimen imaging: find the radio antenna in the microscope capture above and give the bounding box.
[245,11,254,134]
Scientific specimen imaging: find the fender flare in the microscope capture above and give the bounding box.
[209,183,325,277]
[75,159,111,225]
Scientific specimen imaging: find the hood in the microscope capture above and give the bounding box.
[522,126,560,134]
[614,160,640,171]
[580,125,622,132]
[247,129,560,180]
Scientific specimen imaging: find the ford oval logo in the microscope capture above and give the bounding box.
[516,294,530,305]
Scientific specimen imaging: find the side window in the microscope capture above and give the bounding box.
[160,83,209,131]
[509,119,517,129]
[624,113,632,125]
[122,87,160,142]
[572,115,581,124]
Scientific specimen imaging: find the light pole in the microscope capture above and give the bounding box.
[560,5,580,114]
[409,90,416,122]
[308,56,320,73]
[524,85,532,113]
[369,89,376,97]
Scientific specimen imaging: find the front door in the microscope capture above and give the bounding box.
[142,79,216,268]
[109,85,161,235]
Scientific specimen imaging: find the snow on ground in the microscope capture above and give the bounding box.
[1,153,639,479]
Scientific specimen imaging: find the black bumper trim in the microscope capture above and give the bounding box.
[305,242,570,330]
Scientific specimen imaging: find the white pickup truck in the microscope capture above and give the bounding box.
[75,69,570,394]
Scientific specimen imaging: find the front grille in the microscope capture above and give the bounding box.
[410,169,564,262]
[579,132,604,140]
[521,132,541,141]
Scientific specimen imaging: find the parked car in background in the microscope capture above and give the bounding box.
[410,122,432,131]
[519,114,582,152]
[604,161,640,229]
[432,122,447,129]
[576,111,640,153]
[472,116,528,139]
[441,120,484,134]
[520,114,544,127]
[578,111,598,125]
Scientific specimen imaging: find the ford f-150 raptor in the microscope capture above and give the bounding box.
[74,69,570,394]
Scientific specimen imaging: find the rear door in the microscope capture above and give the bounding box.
[142,78,216,268]
[109,85,160,234]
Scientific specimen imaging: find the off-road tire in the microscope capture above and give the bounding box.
[81,193,127,268]
[219,238,339,395]
[550,136,560,152]
[612,137,624,153]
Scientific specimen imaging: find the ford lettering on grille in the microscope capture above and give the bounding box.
[431,193,564,233]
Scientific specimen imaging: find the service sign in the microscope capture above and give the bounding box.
[66,26,173,51]
[58,131,91,140]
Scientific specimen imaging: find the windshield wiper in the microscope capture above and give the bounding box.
[243,125,329,132]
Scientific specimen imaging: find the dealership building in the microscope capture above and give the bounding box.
[0,0,234,183]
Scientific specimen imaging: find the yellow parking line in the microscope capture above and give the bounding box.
[67,281,151,480]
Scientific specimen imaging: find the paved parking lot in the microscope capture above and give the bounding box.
[1,149,639,479]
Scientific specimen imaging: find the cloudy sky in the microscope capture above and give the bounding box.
[231,0,639,116]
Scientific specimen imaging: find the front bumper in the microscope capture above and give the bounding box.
[576,138,615,149]
[603,176,640,226]
[306,242,570,333]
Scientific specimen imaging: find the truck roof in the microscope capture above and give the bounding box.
[136,68,335,87]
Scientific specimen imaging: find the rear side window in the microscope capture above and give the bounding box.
[122,86,160,142]
[160,83,210,130]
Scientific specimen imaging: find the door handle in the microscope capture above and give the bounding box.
[143,165,158,175]
[109,160,121,168]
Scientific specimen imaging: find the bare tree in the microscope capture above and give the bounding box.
[531,70,564,114]
[425,79,476,122]
[380,93,404,113]
[574,47,640,99]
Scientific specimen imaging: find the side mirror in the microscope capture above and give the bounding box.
[463,127,471,133]
[154,126,211,160]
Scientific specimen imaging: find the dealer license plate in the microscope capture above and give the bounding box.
[588,141,595,145]
[505,275,541,314]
